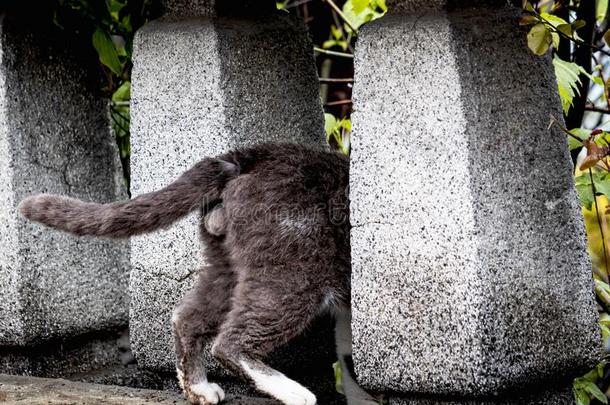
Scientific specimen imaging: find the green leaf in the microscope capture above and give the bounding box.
[340,118,352,132]
[331,25,343,40]
[528,23,552,55]
[575,174,595,210]
[540,12,569,28]
[604,30,610,48]
[598,0,609,23]
[112,80,131,102]
[569,128,590,150]
[108,0,126,20]
[551,32,560,50]
[324,113,338,139]
[585,382,608,404]
[276,0,289,10]
[593,173,610,199]
[92,28,122,76]
[596,279,610,311]
[333,361,344,395]
[342,0,385,33]
[375,0,387,12]
[351,0,369,14]
[598,361,607,379]
[574,387,590,405]
[553,56,585,114]
[572,19,587,31]
[556,23,572,37]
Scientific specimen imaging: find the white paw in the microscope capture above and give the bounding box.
[176,368,185,390]
[240,359,316,405]
[276,383,317,405]
[189,381,225,404]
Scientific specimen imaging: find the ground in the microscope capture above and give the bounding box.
[0,374,283,405]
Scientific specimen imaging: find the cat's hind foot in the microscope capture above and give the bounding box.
[184,380,226,405]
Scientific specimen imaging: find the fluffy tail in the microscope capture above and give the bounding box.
[18,157,239,238]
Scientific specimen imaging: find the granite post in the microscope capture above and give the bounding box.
[128,0,335,396]
[349,2,601,403]
[0,14,129,347]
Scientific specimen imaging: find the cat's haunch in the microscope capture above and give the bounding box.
[19,142,377,405]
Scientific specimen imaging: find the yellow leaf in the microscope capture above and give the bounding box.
[528,24,552,56]
[604,30,610,47]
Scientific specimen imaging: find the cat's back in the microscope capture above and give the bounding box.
[220,143,350,267]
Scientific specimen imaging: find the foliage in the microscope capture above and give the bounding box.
[575,363,609,405]
[315,0,386,155]
[522,0,610,403]
[52,0,156,189]
[324,113,351,155]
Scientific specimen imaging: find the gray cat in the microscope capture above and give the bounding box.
[19,142,377,405]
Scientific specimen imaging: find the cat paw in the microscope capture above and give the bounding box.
[186,381,225,404]
[274,383,316,405]
[176,368,185,391]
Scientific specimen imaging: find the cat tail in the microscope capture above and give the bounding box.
[18,157,239,238]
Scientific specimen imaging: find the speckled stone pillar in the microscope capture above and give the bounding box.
[0,14,129,346]
[350,1,600,403]
[128,1,334,395]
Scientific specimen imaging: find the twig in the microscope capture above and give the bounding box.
[314,47,354,59]
[325,99,352,106]
[112,100,130,106]
[319,77,354,83]
[321,0,358,33]
[110,112,129,135]
[548,114,584,142]
[535,12,610,58]
[589,168,610,280]
[586,105,610,114]
[112,108,131,122]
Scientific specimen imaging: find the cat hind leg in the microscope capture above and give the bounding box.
[172,264,236,404]
[210,266,324,405]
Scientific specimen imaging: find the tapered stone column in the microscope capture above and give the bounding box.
[0,15,129,346]
[128,0,333,393]
[350,2,600,404]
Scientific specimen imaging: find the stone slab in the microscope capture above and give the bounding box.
[0,15,129,346]
[0,373,189,404]
[0,372,301,405]
[390,380,575,404]
[129,9,327,375]
[349,7,600,397]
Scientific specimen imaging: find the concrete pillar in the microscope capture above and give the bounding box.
[128,0,332,390]
[0,14,129,346]
[349,2,600,403]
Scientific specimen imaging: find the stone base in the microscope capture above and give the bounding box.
[0,329,125,378]
[390,381,575,405]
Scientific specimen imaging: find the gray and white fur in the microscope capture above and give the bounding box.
[19,142,377,405]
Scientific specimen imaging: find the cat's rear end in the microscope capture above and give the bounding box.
[19,142,372,405]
